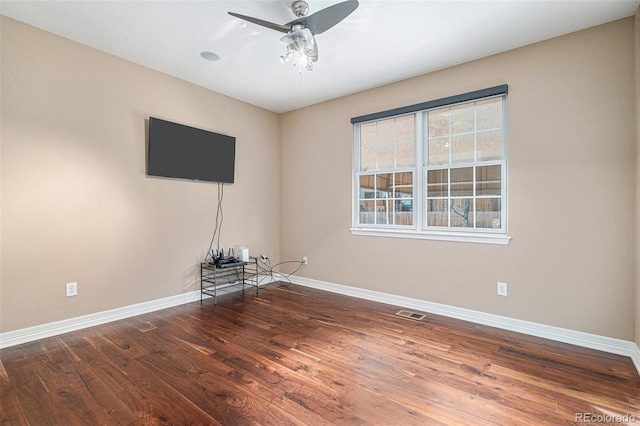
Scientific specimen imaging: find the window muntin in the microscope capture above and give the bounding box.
[427,97,503,166]
[424,96,505,232]
[359,115,415,172]
[356,115,416,227]
[425,164,503,230]
[353,89,507,241]
[358,172,414,226]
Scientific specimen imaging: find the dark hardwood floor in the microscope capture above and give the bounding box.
[1,284,639,425]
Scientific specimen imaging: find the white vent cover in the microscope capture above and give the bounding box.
[395,310,426,321]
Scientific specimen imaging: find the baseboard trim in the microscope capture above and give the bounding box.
[2,277,639,378]
[0,280,275,349]
[290,275,640,376]
[0,290,202,349]
[631,343,640,374]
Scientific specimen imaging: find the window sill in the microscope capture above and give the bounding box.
[349,227,512,245]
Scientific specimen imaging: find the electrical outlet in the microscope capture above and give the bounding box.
[302,256,308,265]
[497,282,507,297]
[66,282,78,297]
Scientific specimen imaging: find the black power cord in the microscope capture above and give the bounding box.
[205,182,225,263]
[256,258,305,288]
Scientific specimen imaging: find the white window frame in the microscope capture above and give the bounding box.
[351,86,511,245]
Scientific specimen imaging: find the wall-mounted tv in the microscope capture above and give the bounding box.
[147,117,236,184]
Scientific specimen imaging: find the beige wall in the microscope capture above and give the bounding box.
[1,15,638,343]
[0,17,281,332]
[281,18,636,340]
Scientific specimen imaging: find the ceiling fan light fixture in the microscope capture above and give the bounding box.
[280,43,314,73]
[228,0,358,73]
[280,28,317,72]
[305,60,314,71]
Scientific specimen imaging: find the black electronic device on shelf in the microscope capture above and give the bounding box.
[210,248,247,269]
[216,258,247,269]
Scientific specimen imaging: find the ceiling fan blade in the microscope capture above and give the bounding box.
[286,0,359,35]
[227,12,290,34]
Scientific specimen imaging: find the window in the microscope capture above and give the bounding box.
[352,86,510,244]
[357,115,415,226]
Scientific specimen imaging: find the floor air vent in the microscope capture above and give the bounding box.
[395,310,426,321]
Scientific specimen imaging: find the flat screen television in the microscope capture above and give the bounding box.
[147,117,236,183]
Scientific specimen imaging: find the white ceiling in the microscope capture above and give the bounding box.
[1,0,638,113]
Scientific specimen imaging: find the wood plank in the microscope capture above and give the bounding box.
[1,283,638,424]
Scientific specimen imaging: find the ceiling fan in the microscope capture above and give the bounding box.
[228,0,359,72]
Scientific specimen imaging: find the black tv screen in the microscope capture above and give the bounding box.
[147,117,236,183]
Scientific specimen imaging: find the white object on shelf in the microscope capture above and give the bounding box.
[237,246,249,262]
